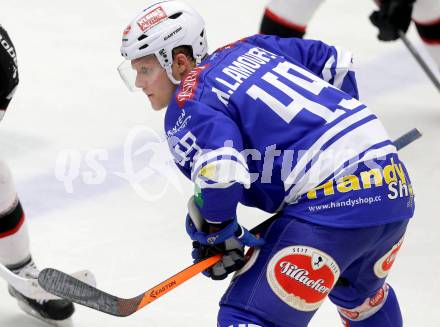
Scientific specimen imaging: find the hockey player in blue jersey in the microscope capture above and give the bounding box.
[119,1,415,326]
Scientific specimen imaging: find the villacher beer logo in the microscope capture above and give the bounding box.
[337,284,389,321]
[267,246,340,311]
[374,236,404,278]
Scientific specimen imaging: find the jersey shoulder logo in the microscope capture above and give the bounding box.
[176,64,208,108]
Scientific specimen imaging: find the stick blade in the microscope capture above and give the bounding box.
[38,268,123,316]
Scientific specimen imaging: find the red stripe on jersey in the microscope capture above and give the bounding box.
[264,8,306,33]
[0,213,25,239]
[413,17,440,26]
[420,37,440,45]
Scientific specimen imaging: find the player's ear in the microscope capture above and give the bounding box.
[173,53,192,78]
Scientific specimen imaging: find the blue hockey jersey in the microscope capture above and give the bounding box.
[164,35,414,228]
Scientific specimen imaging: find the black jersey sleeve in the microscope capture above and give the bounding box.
[0,25,19,111]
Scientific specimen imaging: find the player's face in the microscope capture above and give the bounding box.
[131,55,175,111]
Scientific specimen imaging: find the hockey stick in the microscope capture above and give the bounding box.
[393,127,422,151]
[399,31,440,93]
[37,128,422,317]
[0,262,96,301]
[37,217,277,317]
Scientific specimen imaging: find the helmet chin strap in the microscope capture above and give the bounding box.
[165,66,181,85]
[163,55,203,85]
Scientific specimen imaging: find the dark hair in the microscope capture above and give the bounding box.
[172,45,195,63]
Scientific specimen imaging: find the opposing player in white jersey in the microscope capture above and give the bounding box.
[260,0,440,70]
[0,25,75,326]
[119,1,414,326]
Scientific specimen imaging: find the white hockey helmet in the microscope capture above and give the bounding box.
[119,0,208,86]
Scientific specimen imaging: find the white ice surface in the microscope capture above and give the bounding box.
[0,0,439,326]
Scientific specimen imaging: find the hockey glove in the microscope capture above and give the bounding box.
[370,0,415,41]
[185,197,265,280]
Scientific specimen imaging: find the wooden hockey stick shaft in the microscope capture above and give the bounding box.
[38,128,422,317]
[399,31,440,93]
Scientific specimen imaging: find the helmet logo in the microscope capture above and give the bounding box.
[137,6,168,32]
[158,49,167,59]
[123,25,131,36]
[122,25,131,42]
[164,27,182,41]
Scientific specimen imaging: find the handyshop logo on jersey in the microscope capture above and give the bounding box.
[176,65,208,108]
[137,7,167,32]
[306,158,414,203]
[374,236,404,278]
[267,246,340,311]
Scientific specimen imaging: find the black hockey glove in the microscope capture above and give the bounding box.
[186,197,265,280]
[0,25,19,111]
[369,0,415,41]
